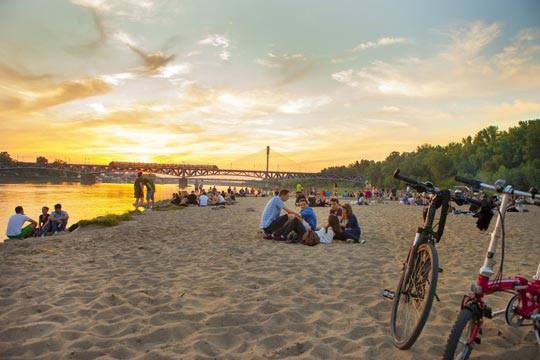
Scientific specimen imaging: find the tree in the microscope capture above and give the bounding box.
[0,151,14,164]
[36,156,48,164]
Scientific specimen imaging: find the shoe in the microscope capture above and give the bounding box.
[53,231,58,236]
[360,239,366,244]
[41,234,45,238]
[346,239,355,243]
[273,235,286,241]
[263,232,273,240]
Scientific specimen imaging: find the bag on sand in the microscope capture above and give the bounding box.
[301,229,320,246]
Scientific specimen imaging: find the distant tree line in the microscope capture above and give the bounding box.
[319,119,540,190]
[0,154,66,166]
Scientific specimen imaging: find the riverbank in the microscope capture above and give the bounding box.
[1,198,539,359]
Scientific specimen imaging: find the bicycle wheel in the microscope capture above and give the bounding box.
[443,305,481,360]
[390,243,438,349]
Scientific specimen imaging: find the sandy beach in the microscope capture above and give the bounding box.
[1,197,539,359]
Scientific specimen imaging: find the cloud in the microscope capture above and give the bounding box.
[353,37,411,52]
[255,52,312,86]
[278,96,332,114]
[440,22,501,61]
[331,22,540,98]
[70,0,163,20]
[199,34,230,48]
[0,78,112,114]
[0,63,51,83]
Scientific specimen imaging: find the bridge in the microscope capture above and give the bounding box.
[0,161,363,185]
[0,147,363,185]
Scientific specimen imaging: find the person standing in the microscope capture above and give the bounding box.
[6,206,37,239]
[260,189,301,239]
[48,203,69,234]
[134,172,144,210]
[143,176,156,209]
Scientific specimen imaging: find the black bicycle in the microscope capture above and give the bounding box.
[387,169,481,349]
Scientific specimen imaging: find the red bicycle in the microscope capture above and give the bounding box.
[443,176,540,359]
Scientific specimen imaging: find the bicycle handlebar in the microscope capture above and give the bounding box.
[455,175,538,199]
[393,169,433,193]
[394,169,480,206]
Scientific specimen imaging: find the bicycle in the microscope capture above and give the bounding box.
[387,169,481,349]
[444,176,540,359]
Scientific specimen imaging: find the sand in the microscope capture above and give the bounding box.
[1,197,539,359]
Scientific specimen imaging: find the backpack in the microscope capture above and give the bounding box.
[301,229,320,246]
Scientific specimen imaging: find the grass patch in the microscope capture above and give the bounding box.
[78,212,134,227]
[153,203,187,211]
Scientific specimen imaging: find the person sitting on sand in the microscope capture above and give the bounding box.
[260,189,301,239]
[273,197,317,241]
[6,206,37,239]
[316,193,326,207]
[213,192,226,205]
[315,215,342,244]
[307,191,317,207]
[328,197,343,219]
[48,203,69,234]
[186,191,198,205]
[334,203,361,243]
[37,206,51,237]
[199,191,209,207]
[171,193,188,207]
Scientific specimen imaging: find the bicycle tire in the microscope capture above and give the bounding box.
[390,243,438,349]
[443,305,481,360]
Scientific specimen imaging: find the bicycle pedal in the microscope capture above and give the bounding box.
[475,337,482,344]
[484,306,493,319]
[438,267,443,273]
[435,293,440,302]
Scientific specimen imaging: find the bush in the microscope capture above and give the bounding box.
[78,212,134,227]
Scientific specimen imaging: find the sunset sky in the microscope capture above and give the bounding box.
[1,0,540,171]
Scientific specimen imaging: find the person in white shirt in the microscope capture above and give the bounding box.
[6,206,37,239]
[199,191,209,207]
[315,214,342,244]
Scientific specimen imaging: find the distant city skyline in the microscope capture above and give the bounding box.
[1,0,539,171]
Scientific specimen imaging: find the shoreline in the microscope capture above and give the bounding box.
[1,197,539,359]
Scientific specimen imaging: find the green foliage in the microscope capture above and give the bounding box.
[319,119,540,190]
[36,156,48,164]
[78,212,134,227]
[0,151,14,164]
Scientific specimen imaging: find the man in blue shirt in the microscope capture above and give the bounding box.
[260,189,301,239]
[47,203,69,234]
[274,197,317,242]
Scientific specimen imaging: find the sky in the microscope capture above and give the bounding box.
[1,0,540,172]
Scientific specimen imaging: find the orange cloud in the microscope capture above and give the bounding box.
[0,78,112,114]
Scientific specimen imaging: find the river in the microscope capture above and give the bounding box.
[0,182,208,241]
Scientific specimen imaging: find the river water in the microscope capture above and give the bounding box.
[0,182,198,241]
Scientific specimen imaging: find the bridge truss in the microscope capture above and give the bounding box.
[0,162,363,183]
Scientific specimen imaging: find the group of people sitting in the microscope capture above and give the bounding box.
[260,189,362,244]
[171,189,236,207]
[6,204,70,239]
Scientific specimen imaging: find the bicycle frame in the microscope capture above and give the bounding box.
[400,190,449,290]
[457,181,540,348]
[388,170,479,350]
